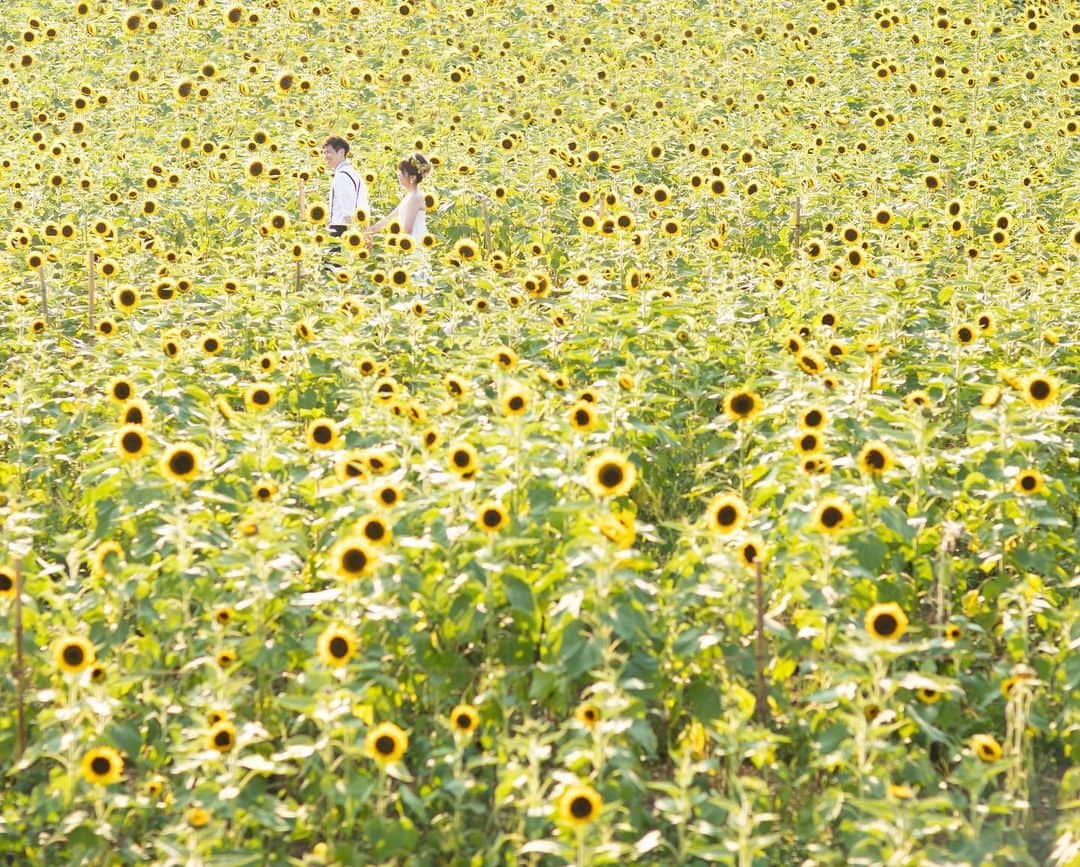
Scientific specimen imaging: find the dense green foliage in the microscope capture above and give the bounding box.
[0,0,1077,864]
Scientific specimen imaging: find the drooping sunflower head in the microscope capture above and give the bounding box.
[970,733,1002,762]
[584,449,636,498]
[865,602,908,641]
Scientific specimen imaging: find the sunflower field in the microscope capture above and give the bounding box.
[1,0,1078,864]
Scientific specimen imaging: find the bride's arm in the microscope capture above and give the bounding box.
[366,204,400,234]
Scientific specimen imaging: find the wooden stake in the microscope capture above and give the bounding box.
[793,196,802,257]
[754,559,770,726]
[38,266,48,323]
[87,249,96,337]
[14,558,26,761]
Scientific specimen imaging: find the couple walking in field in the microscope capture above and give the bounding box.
[321,136,431,244]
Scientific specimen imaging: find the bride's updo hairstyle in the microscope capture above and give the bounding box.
[399,152,432,183]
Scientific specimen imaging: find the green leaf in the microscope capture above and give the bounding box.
[502,574,535,618]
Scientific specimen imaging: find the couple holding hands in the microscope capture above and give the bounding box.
[321,135,431,244]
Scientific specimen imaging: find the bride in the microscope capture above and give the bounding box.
[366,153,431,242]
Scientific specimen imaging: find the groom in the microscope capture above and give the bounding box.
[321,136,368,238]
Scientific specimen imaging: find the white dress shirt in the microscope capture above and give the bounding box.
[328,160,368,228]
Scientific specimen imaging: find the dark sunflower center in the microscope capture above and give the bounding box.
[453,450,470,468]
[253,390,270,405]
[342,549,367,573]
[455,713,472,729]
[865,449,885,469]
[214,730,232,748]
[375,735,396,755]
[730,394,754,415]
[716,505,737,526]
[125,407,143,424]
[509,396,524,411]
[801,356,819,371]
[380,488,398,505]
[800,435,816,451]
[205,339,219,352]
[365,522,385,541]
[63,644,85,666]
[742,544,759,563]
[598,463,624,488]
[122,431,143,453]
[574,410,590,426]
[958,328,972,342]
[120,290,135,305]
[570,796,593,819]
[1029,380,1050,400]
[313,425,332,444]
[805,410,822,427]
[1020,475,1036,490]
[874,613,898,636]
[0,573,12,591]
[91,756,112,775]
[345,461,364,477]
[483,509,502,528]
[822,313,836,326]
[114,383,131,400]
[169,451,195,475]
[329,636,349,658]
[821,506,843,527]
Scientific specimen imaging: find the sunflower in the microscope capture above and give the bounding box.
[449,704,479,736]
[493,346,518,370]
[0,565,16,599]
[88,540,123,580]
[111,285,140,313]
[575,702,601,729]
[857,440,896,474]
[356,514,392,546]
[865,602,908,641]
[81,747,123,785]
[798,352,826,376]
[420,428,442,450]
[212,606,234,626]
[811,495,854,534]
[115,424,149,459]
[243,384,276,412]
[476,501,509,533]
[187,807,211,828]
[954,323,977,345]
[944,623,962,642]
[447,442,479,477]
[916,687,944,704]
[557,784,602,827]
[723,388,763,421]
[970,733,1002,762]
[1001,671,1034,698]
[1014,469,1045,495]
[160,442,203,483]
[200,333,223,356]
[120,398,150,426]
[794,431,824,455]
[207,721,237,753]
[705,493,748,534]
[256,353,278,374]
[798,405,828,430]
[904,390,932,410]
[335,451,368,483]
[1022,373,1058,408]
[252,479,277,501]
[374,483,403,509]
[317,624,357,667]
[216,648,237,668]
[55,635,95,674]
[329,536,377,581]
[97,318,117,337]
[584,449,636,498]
[107,377,135,403]
[500,384,530,417]
[596,509,636,548]
[305,418,340,450]
[569,402,599,432]
[365,722,408,765]
[737,534,765,568]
